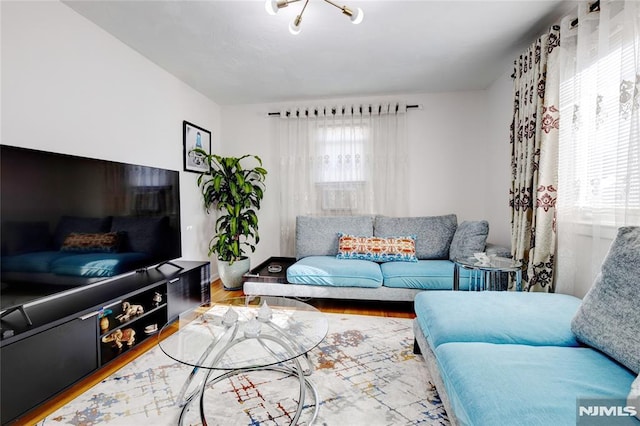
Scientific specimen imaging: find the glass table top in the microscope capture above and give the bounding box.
[454,256,522,271]
[158,296,328,371]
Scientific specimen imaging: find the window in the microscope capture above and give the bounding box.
[558,15,640,224]
[315,123,367,183]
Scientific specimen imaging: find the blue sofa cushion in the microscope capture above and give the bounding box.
[287,255,383,288]
[572,226,640,374]
[436,342,636,426]
[448,220,489,260]
[50,252,149,277]
[1,251,71,273]
[374,215,457,260]
[295,216,374,259]
[381,260,472,290]
[414,292,582,349]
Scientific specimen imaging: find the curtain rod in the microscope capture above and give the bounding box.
[571,0,600,28]
[267,104,421,117]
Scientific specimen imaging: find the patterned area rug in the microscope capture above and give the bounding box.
[38,314,448,426]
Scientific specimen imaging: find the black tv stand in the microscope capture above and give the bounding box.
[155,260,185,272]
[0,305,33,327]
[0,260,210,425]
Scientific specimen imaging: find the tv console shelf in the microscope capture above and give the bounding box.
[0,260,210,425]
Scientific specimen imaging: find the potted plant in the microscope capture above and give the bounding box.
[195,150,267,290]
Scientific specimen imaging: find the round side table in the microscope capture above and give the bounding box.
[453,256,523,291]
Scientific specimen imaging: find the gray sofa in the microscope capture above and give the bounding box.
[413,226,640,425]
[244,214,509,301]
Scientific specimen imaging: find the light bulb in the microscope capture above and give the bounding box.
[265,0,278,15]
[289,17,302,35]
[351,7,364,24]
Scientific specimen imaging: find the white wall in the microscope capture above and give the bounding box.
[220,90,514,268]
[2,0,516,277]
[485,70,515,247]
[1,1,220,269]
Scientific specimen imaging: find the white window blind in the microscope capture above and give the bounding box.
[558,8,640,224]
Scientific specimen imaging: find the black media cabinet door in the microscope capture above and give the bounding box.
[167,265,210,322]
[1,315,98,424]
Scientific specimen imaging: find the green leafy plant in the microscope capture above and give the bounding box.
[195,150,267,263]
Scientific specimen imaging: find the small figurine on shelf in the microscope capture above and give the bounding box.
[98,308,113,333]
[152,292,163,308]
[101,328,136,349]
[115,301,144,323]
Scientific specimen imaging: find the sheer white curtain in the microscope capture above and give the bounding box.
[277,103,409,256]
[556,0,640,297]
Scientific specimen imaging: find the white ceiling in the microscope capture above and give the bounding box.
[62,0,573,106]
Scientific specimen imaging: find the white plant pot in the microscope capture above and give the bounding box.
[217,257,250,290]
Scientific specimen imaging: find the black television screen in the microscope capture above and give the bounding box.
[0,144,181,310]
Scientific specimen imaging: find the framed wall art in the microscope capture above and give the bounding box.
[183,120,211,173]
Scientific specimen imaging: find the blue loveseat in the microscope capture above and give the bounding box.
[413,226,640,425]
[244,214,509,301]
[1,215,172,286]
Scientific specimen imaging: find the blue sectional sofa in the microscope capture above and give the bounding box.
[413,226,640,425]
[244,214,509,301]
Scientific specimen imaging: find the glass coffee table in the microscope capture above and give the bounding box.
[453,256,523,291]
[158,296,328,425]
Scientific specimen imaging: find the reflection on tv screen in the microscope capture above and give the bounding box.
[0,144,182,310]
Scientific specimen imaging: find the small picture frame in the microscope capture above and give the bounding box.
[183,121,211,173]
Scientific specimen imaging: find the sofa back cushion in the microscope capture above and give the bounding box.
[295,215,374,259]
[374,215,457,259]
[111,215,171,258]
[449,220,489,260]
[571,226,640,374]
[1,221,52,255]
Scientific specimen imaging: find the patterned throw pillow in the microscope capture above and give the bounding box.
[61,232,121,253]
[336,233,418,262]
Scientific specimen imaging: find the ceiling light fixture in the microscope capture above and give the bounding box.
[265,0,364,35]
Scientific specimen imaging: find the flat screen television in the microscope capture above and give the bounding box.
[0,145,182,311]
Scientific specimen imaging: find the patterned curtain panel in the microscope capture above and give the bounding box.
[510,25,561,292]
[276,103,409,257]
[555,1,640,297]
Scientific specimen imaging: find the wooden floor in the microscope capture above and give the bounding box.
[15,280,415,425]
